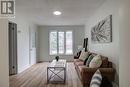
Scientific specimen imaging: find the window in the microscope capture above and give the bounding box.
[58,32,64,54]
[49,31,57,55]
[66,31,73,54]
[49,31,73,55]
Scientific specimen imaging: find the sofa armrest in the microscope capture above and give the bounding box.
[80,67,115,86]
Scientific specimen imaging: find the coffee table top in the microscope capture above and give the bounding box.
[48,59,66,68]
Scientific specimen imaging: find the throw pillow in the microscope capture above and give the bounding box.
[90,69,102,87]
[100,76,112,87]
[83,56,89,65]
[89,55,102,68]
[79,51,89,61]
[84,53,92,65]
[86,54,94,67]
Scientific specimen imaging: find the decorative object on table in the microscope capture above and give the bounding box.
[91,15,112,43]
[55,56,59,61]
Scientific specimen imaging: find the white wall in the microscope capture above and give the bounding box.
[10,15,38,73]
[0,19,9,87]
[119,0,130,87]
[38,25,85,62]
[85,0,119,86]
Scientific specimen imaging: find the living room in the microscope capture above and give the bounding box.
[0,0,130,87]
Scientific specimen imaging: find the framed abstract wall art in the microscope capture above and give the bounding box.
[91,15,112,43]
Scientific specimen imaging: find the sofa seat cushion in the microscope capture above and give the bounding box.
[74,59,83,65]
[75,61,84,66]
[74,59,83,62]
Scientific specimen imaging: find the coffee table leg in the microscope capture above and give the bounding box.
[47,67,66,83]
[47,68,49,83]
[64,68,66,83]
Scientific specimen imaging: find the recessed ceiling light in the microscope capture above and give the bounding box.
[53,11,62,16]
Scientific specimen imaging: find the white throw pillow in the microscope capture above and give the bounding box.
[79,51,89,61]
[89,55,102,68]
[90,69,102,87]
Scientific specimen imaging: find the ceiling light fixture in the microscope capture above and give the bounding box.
[53,11,62,16]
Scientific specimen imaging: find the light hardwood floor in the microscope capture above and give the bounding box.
[10,62,83,87]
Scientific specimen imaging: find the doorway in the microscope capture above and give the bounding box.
[29,27,37,66]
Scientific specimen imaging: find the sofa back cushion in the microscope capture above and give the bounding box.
[100,56,108,68]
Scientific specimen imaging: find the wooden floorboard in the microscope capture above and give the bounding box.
[10,62,83,87]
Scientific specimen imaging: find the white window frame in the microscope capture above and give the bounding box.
[49,30,73,55]
[49,30,58,55]
[65,30,73,55]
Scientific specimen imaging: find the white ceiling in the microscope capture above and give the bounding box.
[16,0,106,25]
